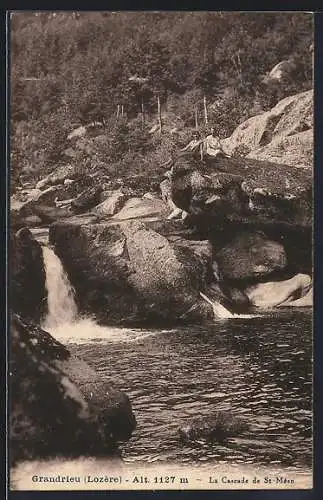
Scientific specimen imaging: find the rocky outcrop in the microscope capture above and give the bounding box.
[11,187,63,229]
[169,153,312,277]
[11,214,43,230]
[221,90,313,168]
[10,314,136,464]
[170,154,312,226]
[11,176,98,230]
[10,228,46,322]
[32,205,72,224]
[49,219,215,325]
[11,186,60,213]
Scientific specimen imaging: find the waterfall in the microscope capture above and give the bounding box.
[40,245,161,345]
[41,246,78,329]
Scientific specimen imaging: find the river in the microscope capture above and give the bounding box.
[64,311,312,471]
[39,243,312,473]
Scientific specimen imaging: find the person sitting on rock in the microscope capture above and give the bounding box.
[180,131,203,158]
[203,127,231,164]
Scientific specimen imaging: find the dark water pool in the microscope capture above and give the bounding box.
[71,309,312,470]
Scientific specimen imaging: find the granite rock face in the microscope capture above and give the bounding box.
[221,89,313,168]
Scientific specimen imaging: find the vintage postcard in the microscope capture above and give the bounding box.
[8,11,313,491]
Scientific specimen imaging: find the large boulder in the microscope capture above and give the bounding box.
[215,230,287,282]
[32,204,72,224]
[10,314,136,464]
[263,59,298,84]
[169,160,249,221]
[49,220,215,325]
[168,154,312,276]
[92,190,127,217]
[57,356,136,442]
[221,90,313,168]
[169,154,312,227]
[10,228,46,322]
[112,196,170,221]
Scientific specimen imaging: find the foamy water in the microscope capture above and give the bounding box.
[47,317,171,345]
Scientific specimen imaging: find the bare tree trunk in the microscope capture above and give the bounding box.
[237,51,243,83]
[200,143,204,162]
[231,51,243,83]
[141,97,145,129]
[121,105,124,117]
[195,107,199,130]
[157,94,162,134]
[203,95,208,126]
[116,104,120,119]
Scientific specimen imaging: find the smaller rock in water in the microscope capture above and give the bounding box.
[178,411,249,443]
[279,285,312,307]
[245,273,312,308]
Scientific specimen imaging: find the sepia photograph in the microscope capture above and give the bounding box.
[8,11,313,491]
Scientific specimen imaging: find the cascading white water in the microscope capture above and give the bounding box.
[41,246,78,329]
[41,245,164,345]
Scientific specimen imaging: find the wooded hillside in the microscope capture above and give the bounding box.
[10,11,313,185]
